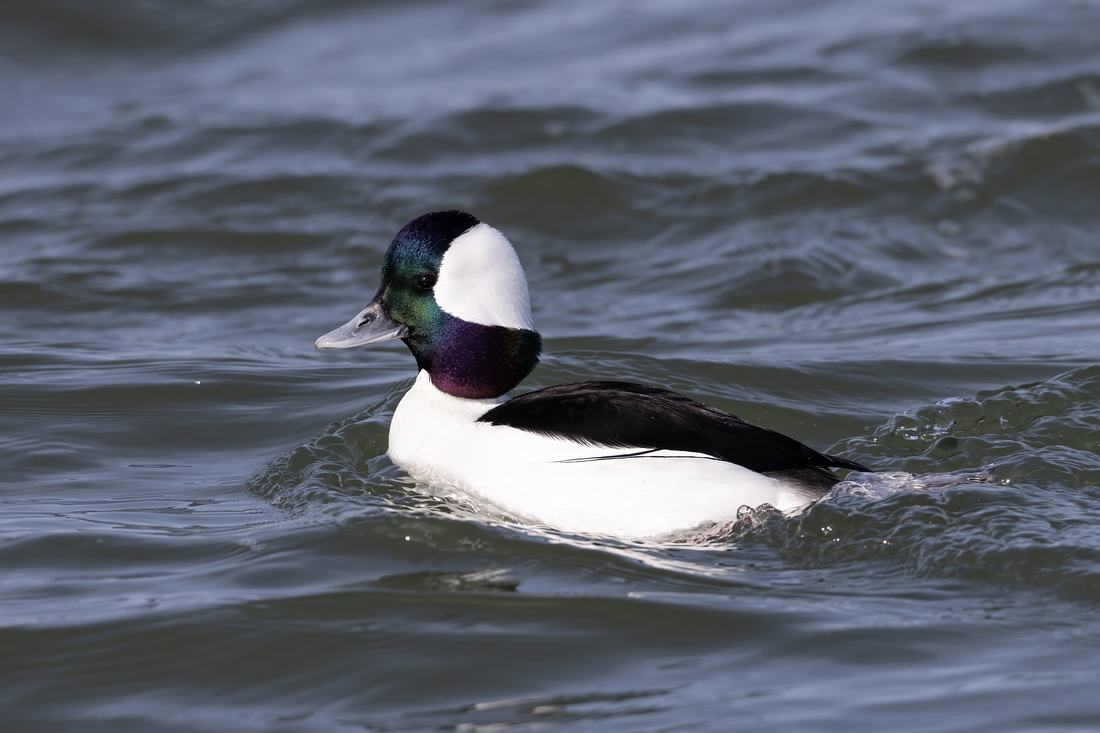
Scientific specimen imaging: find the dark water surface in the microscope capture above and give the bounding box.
[4,0,1100,730]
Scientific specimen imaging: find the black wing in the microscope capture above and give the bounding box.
[477,381,871,479]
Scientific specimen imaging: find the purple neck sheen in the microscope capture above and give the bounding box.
[405,316,542,400]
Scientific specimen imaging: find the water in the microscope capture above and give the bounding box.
[3,0,1100,729]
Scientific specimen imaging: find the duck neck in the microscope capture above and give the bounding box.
[402,313,541,400]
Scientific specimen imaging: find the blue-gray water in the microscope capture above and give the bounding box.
[3,0,1100,730]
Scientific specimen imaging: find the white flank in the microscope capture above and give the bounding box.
[387,372,818,539]
[433,223,535,330]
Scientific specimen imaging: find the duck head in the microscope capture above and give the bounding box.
[316,211,542,400]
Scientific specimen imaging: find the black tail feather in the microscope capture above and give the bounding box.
[823,453,873,473]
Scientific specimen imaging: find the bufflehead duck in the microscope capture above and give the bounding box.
[316,210,870,539]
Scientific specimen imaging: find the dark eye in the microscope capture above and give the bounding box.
[414,273,437,291]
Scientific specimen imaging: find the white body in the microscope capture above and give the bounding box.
[389,371,818,539]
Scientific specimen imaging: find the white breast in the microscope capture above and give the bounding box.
[388,371,817,539]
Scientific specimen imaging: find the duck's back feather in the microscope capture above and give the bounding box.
[477,381,870,483]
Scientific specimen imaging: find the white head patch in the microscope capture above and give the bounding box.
[433,223,535,331]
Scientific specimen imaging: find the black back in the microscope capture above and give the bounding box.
[477,381,871,477]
